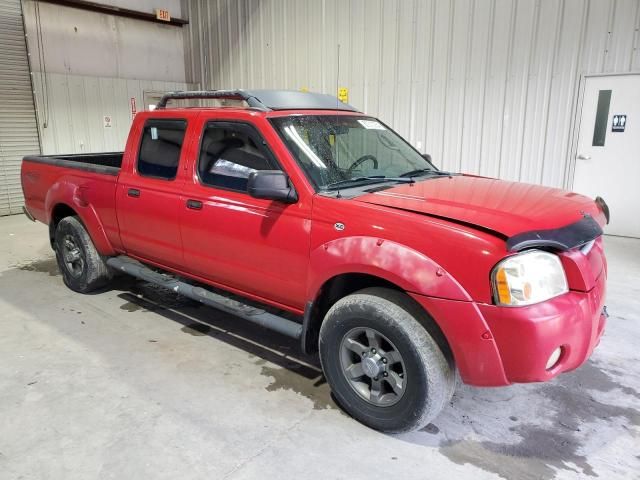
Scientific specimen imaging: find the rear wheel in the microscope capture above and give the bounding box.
[319,287,455,433]
[54,216,112,293]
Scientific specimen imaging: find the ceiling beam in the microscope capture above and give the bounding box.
[35,0,189,27]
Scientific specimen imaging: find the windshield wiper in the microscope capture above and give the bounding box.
[399,168,454,178]
[325,175,415,190]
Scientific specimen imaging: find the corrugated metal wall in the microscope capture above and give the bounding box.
[0,0,40,216]
[183,0,640,188]
[31,73,191,154]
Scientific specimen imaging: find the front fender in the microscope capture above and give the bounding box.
[307,236,471,301]
[45,180,116,256]
[308,236,508,386]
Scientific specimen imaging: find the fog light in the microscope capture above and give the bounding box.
[546,347,563,370]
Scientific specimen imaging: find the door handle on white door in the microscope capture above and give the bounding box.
[577,154,591,160]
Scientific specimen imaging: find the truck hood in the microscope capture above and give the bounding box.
[354,174,603,239]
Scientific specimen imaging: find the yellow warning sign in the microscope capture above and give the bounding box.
[338,87,349,103]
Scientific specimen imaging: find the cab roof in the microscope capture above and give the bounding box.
[155,89,359,113]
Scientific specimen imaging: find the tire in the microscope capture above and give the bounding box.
[54,216,112,293]
[319,287,455,433]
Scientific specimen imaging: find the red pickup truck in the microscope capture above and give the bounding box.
[21,90,609,433]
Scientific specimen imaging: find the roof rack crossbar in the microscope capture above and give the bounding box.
[156,90,269,110]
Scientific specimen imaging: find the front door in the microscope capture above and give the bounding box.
[180,119,311,311]
[573,74,640,238]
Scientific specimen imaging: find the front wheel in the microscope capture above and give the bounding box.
[319,287,455,433]
[54,216,112,293]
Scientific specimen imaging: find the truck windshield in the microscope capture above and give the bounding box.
[270,115,436,190]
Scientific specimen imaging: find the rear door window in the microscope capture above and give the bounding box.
[137,119,187,180]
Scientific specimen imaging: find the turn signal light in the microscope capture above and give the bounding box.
[495,267,512,305]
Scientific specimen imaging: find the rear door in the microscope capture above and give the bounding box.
[116,117,189,269]
[180,117,311,310]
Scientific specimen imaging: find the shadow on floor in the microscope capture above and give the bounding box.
[111,276,334,411]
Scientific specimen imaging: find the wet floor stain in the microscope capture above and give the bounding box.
[16,257,59,276]
[181,322,212,336]
[261,365,335,410]
[436,361,640,480]
[440,436,578,480]
[422,423,440,435]
[119,300,153,313]
[564,360,640,400]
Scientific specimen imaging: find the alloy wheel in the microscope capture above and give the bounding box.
[339,327,407,407]
[61,235,85,278]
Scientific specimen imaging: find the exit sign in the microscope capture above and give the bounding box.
[156,8,170,21]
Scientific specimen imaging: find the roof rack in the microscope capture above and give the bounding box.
[155,89,359,112]
[156,90,265,110]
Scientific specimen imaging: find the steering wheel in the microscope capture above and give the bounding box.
[347,154,378,174]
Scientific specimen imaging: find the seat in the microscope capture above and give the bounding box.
[199,130,271,190]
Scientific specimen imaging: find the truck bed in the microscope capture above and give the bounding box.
[23,152,123,176]
[21,152,123,230]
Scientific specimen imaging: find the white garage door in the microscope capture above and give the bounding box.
[0,0,40,216]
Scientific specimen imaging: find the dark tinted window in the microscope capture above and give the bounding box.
[138,119,187,179]
[198,122,276,191]
[592,90,611,147]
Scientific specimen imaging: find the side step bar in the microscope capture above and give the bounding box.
[106,256,303,340]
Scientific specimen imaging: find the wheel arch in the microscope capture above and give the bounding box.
[307,237,472,302]
[302,237,475,354]
[47,201,115,256]
[49,203,77,247]
[302,272,453,365]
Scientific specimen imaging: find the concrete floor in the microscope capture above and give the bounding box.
[0,214,638,480]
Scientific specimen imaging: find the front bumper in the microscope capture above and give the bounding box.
[410,270,607,386]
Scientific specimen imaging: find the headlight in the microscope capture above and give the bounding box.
[492,250,568,306]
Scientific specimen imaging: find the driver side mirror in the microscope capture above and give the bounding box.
[247,170,298,203]
[422,153,432,163]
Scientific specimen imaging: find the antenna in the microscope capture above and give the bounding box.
[336,43,340,110]
[335,43,341,198]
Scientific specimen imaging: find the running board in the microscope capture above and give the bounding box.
[106,256,303,340]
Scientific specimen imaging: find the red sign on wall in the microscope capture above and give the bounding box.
[130,97,137,118]
[156,9,170,22]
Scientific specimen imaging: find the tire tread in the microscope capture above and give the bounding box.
[319,287,455,433]
[54,216,111,293]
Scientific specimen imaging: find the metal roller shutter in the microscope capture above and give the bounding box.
[0,0,40,216]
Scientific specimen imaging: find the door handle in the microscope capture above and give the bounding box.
[576,154,591,160]
[186,199,203,210]
[127,188,140,198]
